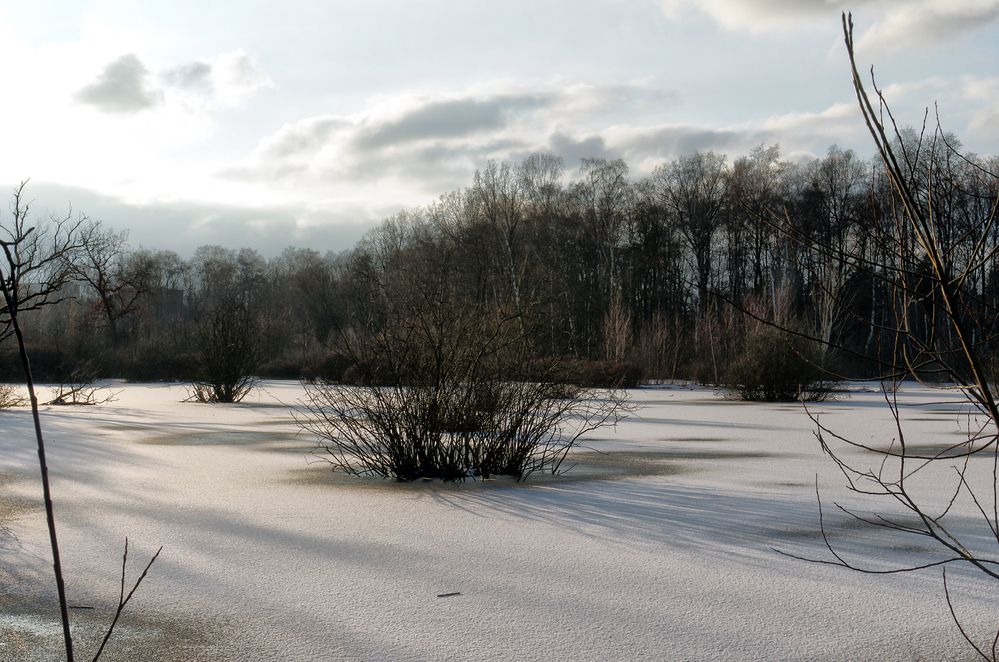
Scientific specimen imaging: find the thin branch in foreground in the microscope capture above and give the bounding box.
[943,567,992,662]
[90,538,163,662]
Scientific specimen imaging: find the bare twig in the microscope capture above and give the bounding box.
[90,538,163,662]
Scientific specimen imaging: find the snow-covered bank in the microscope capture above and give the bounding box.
[1,382,996,661]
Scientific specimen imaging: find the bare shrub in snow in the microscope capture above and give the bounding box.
[190,298,259,403]
[45,362,118,406]
[302,376,624,482]
[0,382,25,407]
[300,302,627,482]
[47,382,118,406]
[723,291,835,402]
[725,323,832,402]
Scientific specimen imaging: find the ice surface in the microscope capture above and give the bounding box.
[1,382,997,660]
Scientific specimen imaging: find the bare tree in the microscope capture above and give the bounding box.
[801,146,866,359]
[68,222,153,340]
[576,158,631,298]
[654,151,728,311]
[0,183,85,344]
[1,182,159,661]
[0,382,26,407]
[45,362,119,406]
[472,161,527,313]
[0,182,86,659]
[726,144,786,301]
[601,289,631,363]
[778,16,999,660]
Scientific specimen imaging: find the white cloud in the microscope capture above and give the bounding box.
[600,124,760,166]
[207,50,274,107]
[17,180,378,256]
[855,0,999,54]
[163,49,273,109]
[226,84,877,199]
[661,0,999,51]
[659,0,860,32]
[75,48,272,118]
[75,54,162,113]
[163,61,213,92]
[759,102,856,135]
[224,83,677,197]
[0,1,991,261]
[960,76,999,140]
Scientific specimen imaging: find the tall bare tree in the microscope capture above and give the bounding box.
[654,151,728,311]
[67,222,154,340]
[0,181,86,659]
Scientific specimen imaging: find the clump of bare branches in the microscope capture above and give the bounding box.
[301,303,628,482]
[725,323,833,402]
[0,382,26,407]
[723,289,836,402]
[779,15,999,660]
[302,378,625,482]
[47,382,119,406]
[189,298,259,403]
[45,363,119,406]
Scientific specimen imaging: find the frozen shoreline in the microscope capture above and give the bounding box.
[1,381,995,661]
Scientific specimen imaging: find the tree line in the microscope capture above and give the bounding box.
[4,136,998,387]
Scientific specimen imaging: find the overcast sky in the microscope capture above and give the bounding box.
[1,1,997,255]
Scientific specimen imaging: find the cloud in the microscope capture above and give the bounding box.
[960,76,999,141]
[547,132,612,163]
[542,125,768,173]
[76,49,272,116]
[855,1,999,54]
[616,125,760,158]
[758,102,856,136]
[209,50,273,106]
[75,54,162,113]
[18,181,376,257]
[163,61,213,92]
[225,83,679,194]
[661,0,999,50]
[549,83,680,119]
[252,115,348,164]
[353,95,549,150]
[162,50,272,109]
[658,0,861,32]
[224,75,999,215]
[35,74,997,257]
[13,102,869,258]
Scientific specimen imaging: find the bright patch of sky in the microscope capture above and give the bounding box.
[1,0,997,254]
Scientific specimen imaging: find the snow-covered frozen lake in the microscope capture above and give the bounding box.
[2,381,997,661]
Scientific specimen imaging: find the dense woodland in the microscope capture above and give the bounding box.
[3,135,998,387]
